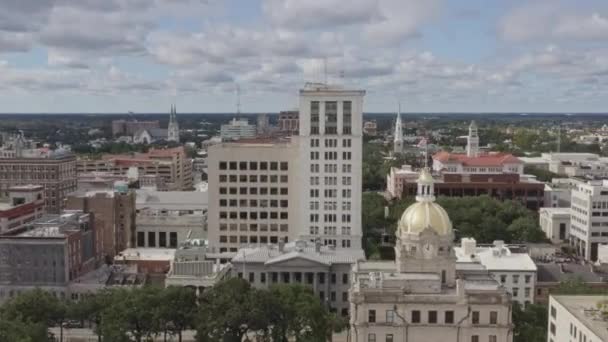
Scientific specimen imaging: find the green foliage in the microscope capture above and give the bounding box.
[524,166,560,182]
[512,302,547,342]
[362,193,545,258]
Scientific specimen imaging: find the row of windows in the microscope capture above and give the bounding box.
[219,187,288,195]
[219,235,287,244]
[310,138,353,148]
[309,201,351,210]
[309,101,353,135]
[309,164,352,173]
[219,174,288,183]
[220,199,288,208]
[136,231,178,248]
[309,226,352,235]
[219,211,288,220]
[310,151,352,160]
[239,271,349,285]
[219,161,288,171]
[219,223,288,232]
[368,309,498,325]
[498,274,533,284]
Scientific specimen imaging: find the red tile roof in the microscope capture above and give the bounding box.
[433,151,521,166]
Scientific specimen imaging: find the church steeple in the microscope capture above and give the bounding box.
[168,104,179,142]
[393,103,403,154]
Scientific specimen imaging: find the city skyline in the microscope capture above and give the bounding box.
[1,0,608,113]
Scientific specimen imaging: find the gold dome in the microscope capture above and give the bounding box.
[398,201,452,236]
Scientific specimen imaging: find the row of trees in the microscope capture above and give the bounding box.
[362,193,545,259]
[0,279,344,342]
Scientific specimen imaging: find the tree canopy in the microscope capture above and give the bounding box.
[0,280,343,342]
[362,193,546,258]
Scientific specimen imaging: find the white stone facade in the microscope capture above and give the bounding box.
[349,170,513,342]
[569,180,608,261]
[539,207,571,244]
[547,295,608,342]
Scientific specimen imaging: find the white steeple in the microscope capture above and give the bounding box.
[393,103,403,154]
[466,120,479,157]
[168,104,180,143]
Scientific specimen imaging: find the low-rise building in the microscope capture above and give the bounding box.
[535,263,608,305]
[231,239,365,316]
[135,190,208,248]
[539,207,571,244]
[454,238,537,306]
[67,264,149,300]
[0,211,95,302]
[77,147,193,191]
[114,248,175,274]
[547,295,608,342]
[112,119,160,136]
[363,121,377,136]
[520,153,608,179]
[165,239,231,294]
[386,165,418,199]
[0,185,45,234]
[220,118,257,141]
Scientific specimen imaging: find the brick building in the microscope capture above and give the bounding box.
[77,147,193,191]
[0,151,77,213]
[0,185,45,234]
[65,188,136,262]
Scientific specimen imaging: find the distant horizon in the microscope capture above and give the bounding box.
[0,112,607,116]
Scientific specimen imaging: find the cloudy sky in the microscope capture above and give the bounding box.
[1,0,607,113]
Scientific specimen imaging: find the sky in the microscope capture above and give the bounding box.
[1,0,608,113]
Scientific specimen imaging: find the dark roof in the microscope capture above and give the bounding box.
[536,263,608,283]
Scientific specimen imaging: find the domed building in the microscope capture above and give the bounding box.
[349,168,513,342]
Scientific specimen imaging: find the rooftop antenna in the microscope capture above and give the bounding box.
[236,84,241,117]
[323,56,328,85]
[557,124,561,153]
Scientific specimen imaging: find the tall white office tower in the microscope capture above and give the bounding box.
[168,104,180,143]
[393,104,403,154]
[466,120,479,157]
[295,83,365,249]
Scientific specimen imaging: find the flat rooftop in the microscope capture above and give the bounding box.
[115,248,175,261]
[553,295,608,341]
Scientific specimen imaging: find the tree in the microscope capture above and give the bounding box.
[158,286,197,342]
[512,302,547,342]
[196,278,263,342]
[269,284,337,342]
[524,166,560,182]
[0,319,48,342]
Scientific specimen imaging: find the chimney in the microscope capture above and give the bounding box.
[278,238,285,253]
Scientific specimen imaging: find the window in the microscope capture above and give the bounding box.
[368,334,376,342]
[428,311,437,324]
[159,232,167,247]
[490,311,497,325]
[525,287,531,298]
[550,306,556,318]
[368,310,376,323]
[471,336,479,342]
[249,273,255,282]
[513,275,520,284]
[525,275,531,284]
[489,336,497,342]
[219,162,227,170]
[386,310,395,323]
[385,334,393,342]
[343,273,349,284]
[445,311,454,324]
[169,232,177,248]
[513,288,519,297]
[472,311,479,324]
[148,232,156,247]
[411,310,420,323]
[261,273,266,283]
[342,292,348,302]
[137,232,145,247]
[550,322,556,335]
[500,275,506,283]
